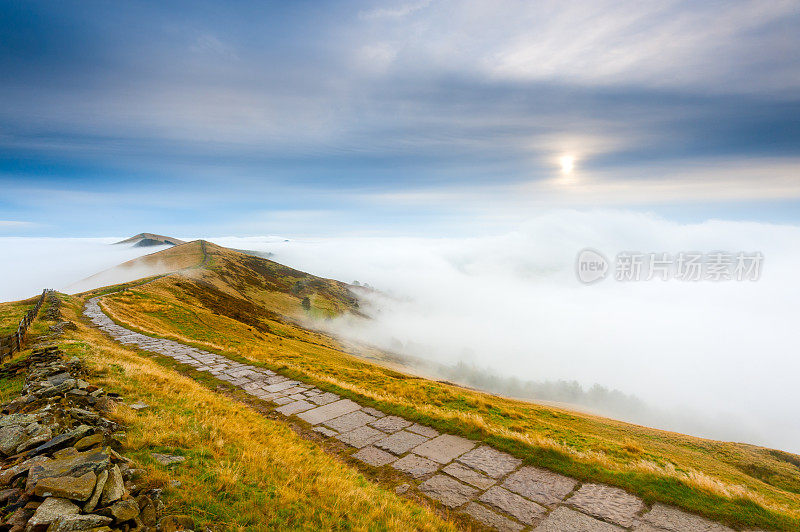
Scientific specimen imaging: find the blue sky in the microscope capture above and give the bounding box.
[1,0,799,237]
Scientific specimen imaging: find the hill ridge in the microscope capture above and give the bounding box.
[114,232,186,247]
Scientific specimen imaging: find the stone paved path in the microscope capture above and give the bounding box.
[84,296,741,532]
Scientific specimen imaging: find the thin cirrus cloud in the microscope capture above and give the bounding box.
[353,0,800,94]
[0,1,798,235]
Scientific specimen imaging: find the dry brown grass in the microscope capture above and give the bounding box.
[58,296,457,531]
[71,241,800,529]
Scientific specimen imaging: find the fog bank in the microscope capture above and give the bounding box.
[0,238,172,300]
[211,211,800,453]
[2,212,798,453]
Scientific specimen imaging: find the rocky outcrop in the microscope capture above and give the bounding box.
[0,346,173,532]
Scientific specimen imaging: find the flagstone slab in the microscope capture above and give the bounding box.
[419,474,478,508]
[457,445,522,479]
[264,381,297,393]
[323,411,376,433]
[308,392,340,405]
[369,416,412,433]
[360,407,385,418]
[566,483,645,528]
[502,466,578,506]
[313,426,338,438]
[479,486,547,525]
[273,396,294,405]
[391,454,440,478]
[352,446,397,467]
[464,502,524,532]
[298,399,361,425]
[256,392,282,401]
[639,503,734,532]
[533,506,624,532]
[407,423,439,438]
[336,426,386,448]
[275,400,315,416]
[412,434,476,464]
[374,430,430,455]
[442,462,496,489]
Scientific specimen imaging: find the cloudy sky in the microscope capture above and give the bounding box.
[1,0,799,237]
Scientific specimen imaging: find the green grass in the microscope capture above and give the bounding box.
[0,362,25,403]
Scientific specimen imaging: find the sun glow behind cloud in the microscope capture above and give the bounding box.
[559,154,575,174]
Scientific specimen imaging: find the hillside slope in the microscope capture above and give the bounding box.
[115,232,186,247]
[66,239,206,294]
[77,239,800,530]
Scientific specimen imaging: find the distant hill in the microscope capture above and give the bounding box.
[67,238,205,294]
[72,240,359,319]
[114,233,186,247]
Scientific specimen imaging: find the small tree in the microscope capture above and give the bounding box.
[301,297,311,311]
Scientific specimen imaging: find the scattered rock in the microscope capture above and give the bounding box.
[26,496,80,529]
[152,453,186,466]
[74,434,103,452]
[0,455,50,486]
[33,471,97,501]
[136,495,157,526]
[395,483,410,495]
[129,402,149,411]
[159,515,195,532]
[52,448,79,460]
[0,425,28,455]
[0,346,168,532]
[83,469,107,513]
[108,498,139,522]
[48,513,112,531]
[99,465,124,506]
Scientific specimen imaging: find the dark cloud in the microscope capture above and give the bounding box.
[0,1,799,234]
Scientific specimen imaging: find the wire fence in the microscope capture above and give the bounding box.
[0,289,52,362]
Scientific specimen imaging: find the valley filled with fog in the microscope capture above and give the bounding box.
[2,210,798,452]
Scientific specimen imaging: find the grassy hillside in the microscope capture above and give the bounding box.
[0,278,457,528]
[43,293,457,531]
[0,296,37,336]
[0,294,54,339]
[79,239,800,530]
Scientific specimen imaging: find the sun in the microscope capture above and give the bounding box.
[559,155,575,175]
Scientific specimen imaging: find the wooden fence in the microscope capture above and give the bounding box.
[0,289,52,362]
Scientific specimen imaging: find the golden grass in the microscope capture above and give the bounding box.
[66,241,800,529]
[0,296,38,336]
[87,276,800,528]
[58,295,457,531]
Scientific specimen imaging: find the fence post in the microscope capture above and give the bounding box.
[0,289,51,363]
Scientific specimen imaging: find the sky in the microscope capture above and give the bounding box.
[1,0,799,236]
